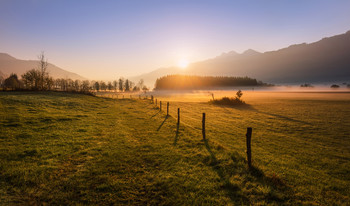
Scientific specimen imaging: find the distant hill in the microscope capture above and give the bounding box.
[134,30,350,86]
[0,53,86,80]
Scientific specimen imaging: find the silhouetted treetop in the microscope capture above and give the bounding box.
[154,75,264,90]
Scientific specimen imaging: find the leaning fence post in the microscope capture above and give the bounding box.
[177,108,180,125]
[202,113,206,140]
[160,101,162,111]
[246,127,252,169]
[167,102,169,116]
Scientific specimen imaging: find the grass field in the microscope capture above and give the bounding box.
[1,91,349,205]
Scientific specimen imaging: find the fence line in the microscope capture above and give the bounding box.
[98,92,254,168]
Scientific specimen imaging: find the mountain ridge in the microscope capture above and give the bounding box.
[133,30,350,86]
[0,53,87,80]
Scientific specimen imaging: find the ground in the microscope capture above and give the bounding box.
[0,91,349,205]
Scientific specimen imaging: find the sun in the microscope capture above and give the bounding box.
[178,59,189,69]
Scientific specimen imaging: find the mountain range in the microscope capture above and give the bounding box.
[0,53,86,80]
[1,31,350,85]
[133,30,350,86]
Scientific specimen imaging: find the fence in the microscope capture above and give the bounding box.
[98,92,254,169]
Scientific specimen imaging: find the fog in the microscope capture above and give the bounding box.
[148,85,350,102]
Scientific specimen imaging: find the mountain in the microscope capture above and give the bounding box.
[188,31,350,83]
[0,53,86,80]
[135,30,350,86]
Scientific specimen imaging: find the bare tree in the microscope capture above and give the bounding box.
[37,52,49,90]
[138,79,144,89]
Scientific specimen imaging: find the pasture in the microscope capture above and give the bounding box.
[1,91,349,205]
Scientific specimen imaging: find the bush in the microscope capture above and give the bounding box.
[330,84,340,88]
[300,83,313,88]
[209,90,246,106]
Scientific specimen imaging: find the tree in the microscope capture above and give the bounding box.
[0,76,4,89]
[118,78,124,92]
[46,76,54,90]
[81,80,90,93]
[100,81,107,91]
[4,73,21,90]
[21,69,40,90]
[107,81,113,90]
[133,86,140,91]
[124,79,130,91]
[235,90,243,100]
[73,80,81,91]
[37,52,49,90]
[138,79,144,89]
[113,80,118,91]
[94,81,100,91]
[129,81,134,91]
[142,86,149,93]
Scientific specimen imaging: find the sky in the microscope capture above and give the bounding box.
[1,0,350,80]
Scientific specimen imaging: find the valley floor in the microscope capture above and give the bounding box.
[0,91,349,205]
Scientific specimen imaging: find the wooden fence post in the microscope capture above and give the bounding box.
[151,95,154,103]
[202,113,206,140]
[177,108,180,125]
[167,102,169,116]
[246,127,252,169]
[160,101,162,111]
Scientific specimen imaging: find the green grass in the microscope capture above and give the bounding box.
[1,91,349,205]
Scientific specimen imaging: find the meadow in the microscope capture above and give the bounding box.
[1,91,349,205]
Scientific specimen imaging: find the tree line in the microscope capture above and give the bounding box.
[0,53,148,93]
[154,74,265,90]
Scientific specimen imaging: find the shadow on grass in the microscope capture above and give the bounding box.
[203,139,293,204]
[217,103,310,125]
[138,101,155,109]
[255,110,311,125]
[210,102,255,110]
[156,116,168,131]
[150,111,161,119]
[173,123,180,146]
[203,139,248,204]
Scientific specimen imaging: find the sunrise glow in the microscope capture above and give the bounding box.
[178,59,189,69]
